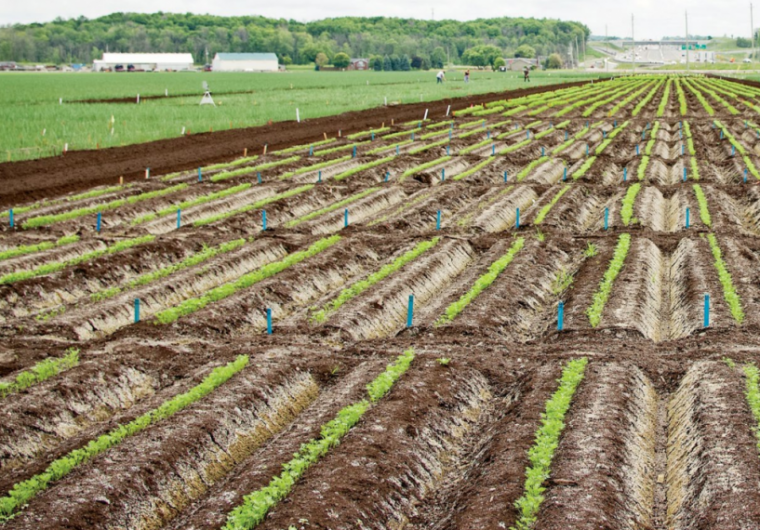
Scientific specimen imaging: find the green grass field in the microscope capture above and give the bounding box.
[0,69,602,161]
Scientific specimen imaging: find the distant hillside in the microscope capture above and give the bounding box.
[0,13,589,66]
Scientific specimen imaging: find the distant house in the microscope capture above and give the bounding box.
[93,53,194,72]
[505,58,538,71]
[348,58,369,71]
[211,53,278,72]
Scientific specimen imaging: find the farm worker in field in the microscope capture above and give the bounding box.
[437,70,445,83]
[523,66,530,82]
[464,69,470,83]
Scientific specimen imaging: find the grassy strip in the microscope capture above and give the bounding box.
[278,155,352,180]
[132,183,251,225]
[311,238,440,324]
[194,185,313,227]
[0,235,79,262]
[452,157,497,181]
[366,139,413,155]
[534,186,571,224]
[692,184,711,226]
[23,184,188,228]
[511,357,589,530]
[742,363,760,454]
[0,348,79,399]
[587,233,631,327]
[222,348,414,530]
[91,238,246,302]
[400,156,452,181]
[155,236,340,324]
[0,235,155,285]
[210,156,300,182]
[333,156,395,181]
[0,355,249,522]
[517,157,550,181]
[707,233,745,324]
[408,138,449,155]
[571,156,596,180]
[346,127,391,140]
[285,189,378,228]
[620,183,641,226]
[656,79,673,117]
[436,237,525,326]
[273,138,334,155]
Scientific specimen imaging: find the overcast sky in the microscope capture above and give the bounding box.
[2,0,757,41]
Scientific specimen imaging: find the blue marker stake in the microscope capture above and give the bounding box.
[177,209,181,228]
[492,144,496,156]
[352,146,357,158]
[262,210,267,231]
[685,207,690,228]
[309,146,313,156]
[541,146,544,156]
[682,145,684,155]
[198,167,202,182]
[266,308,272,334]
[411,132,415,141]
[731,145,735,157]
[704,294,710,328]
[679,130,682,139]
[614,120,617,128]
[449,130,452,140]
[407,294,414,328]
[446,145,450,156]
[146,167,150,179]
[504,171,508,183]
[515,208,520,229]
[371,132,375,141]
[134,299,140,323]
[97,212,102,232]
[396,145,400,155]
[745,169,748,183]
[683,168,687,182]
[318,170,322,183]
[487,131,491,139]
[565,131,568,140]
[344,208,349,228]
[441,168,445,181]
[586,144,589,156]
[558,301,564,331]
[563,167,567,181]
[603,130,606,139]
[624,167,627,182]
[636,145,640,156]
[720,130,723,140]
[436,210,441,230]
[9,209,13,228]
[257,172,262,184]
[604,207,609,230]
[385,171,390,182]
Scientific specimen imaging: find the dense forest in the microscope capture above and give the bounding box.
[0,13,589,67]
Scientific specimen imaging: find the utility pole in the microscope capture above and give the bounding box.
[575,35,581,68]
[751,3,755,60]
[685,11,690,72]
[632,14,635,74]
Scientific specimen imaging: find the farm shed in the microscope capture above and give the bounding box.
[93,53,194,72]
[211,53,279,72]
[348,58,369,70]
[505,58,538,71]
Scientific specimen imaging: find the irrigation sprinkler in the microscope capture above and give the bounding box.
[604,207,609,230]
[557,301,564,331]
[197,168,202,182]
[624,167,628,182]
[266,308,272,334]
[516,208,520,229]
[344,209,349,228]
[257,172,262,184]
[97,212,102,233]
[177,209,181,229]
[9,209,13,228]
[134,299,140,323]
[145,168,150,179]
[436,210,441,230]
[704,294,710,327]
[407,294,414,328]
[685,207,690,228]
[262,210,267,231]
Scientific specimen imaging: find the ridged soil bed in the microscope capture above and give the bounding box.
[636,187,690,232]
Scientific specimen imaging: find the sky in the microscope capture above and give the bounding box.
[2,0,758,41]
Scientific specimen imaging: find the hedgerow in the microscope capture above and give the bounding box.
[511,357,589,530]
[436,237,524,326]
[154,236,341,324]
[0,355,249,521]
[587,233,631,327]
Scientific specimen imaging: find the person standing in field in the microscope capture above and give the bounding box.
[437,70,445,83]
[523,66,530,82]
[464,69,470,83]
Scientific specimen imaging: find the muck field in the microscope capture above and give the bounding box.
[5,73,760,529]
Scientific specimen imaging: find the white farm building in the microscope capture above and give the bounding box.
[211,53,278,72]
[93,53,194,72]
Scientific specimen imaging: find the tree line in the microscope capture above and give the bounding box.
[0,13,589,67]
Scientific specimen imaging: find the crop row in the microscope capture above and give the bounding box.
[0,347,79,399]
[707,233,744,323]
[587,233,631,327]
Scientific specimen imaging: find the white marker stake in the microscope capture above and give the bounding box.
[42,129,46,136]
[181,126,186,135]
[296,108,300,123]
[384,96,387,106]
[423,109,429,121]
[64,143,68,153]
[59,98,62,105]
[136,94,140,104]
[446,105,451,116]
[165,88,168,96]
